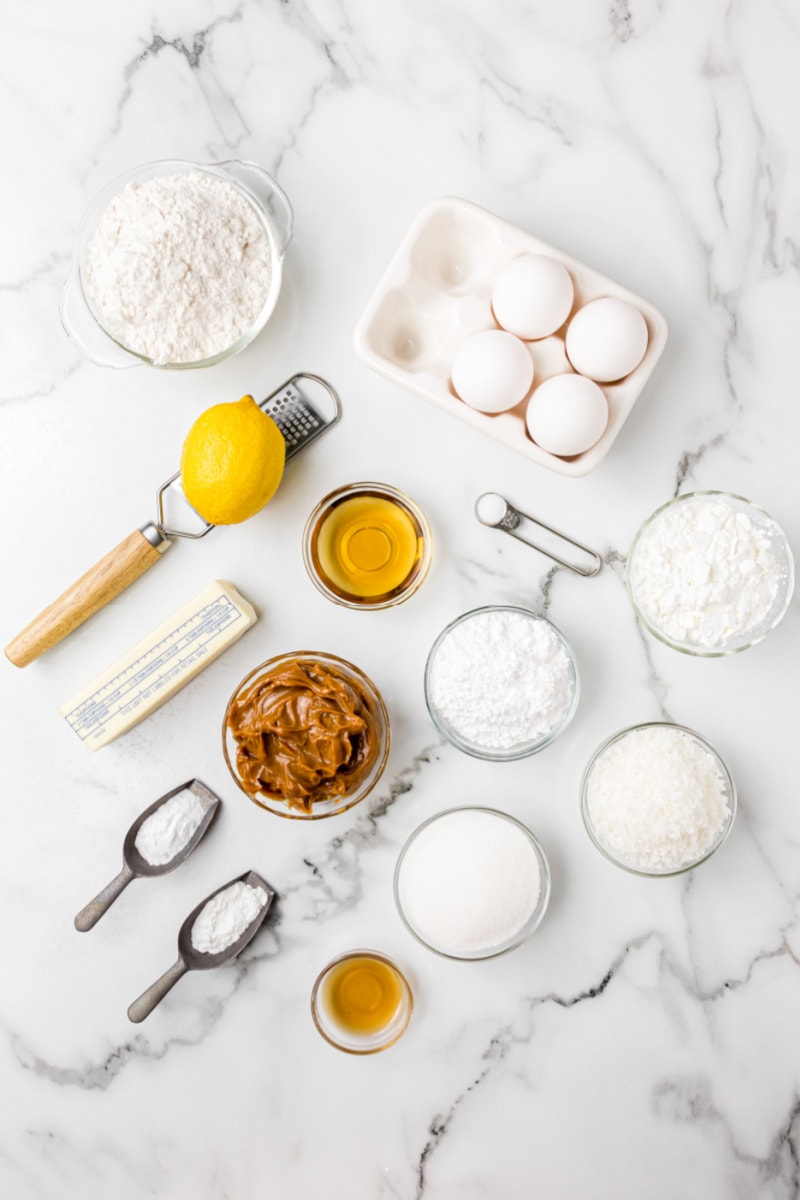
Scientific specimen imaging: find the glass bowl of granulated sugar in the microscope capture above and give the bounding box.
[581,722,737,876]
[424,605,579,760]
[626,491,794,657]
[61,159,293,369]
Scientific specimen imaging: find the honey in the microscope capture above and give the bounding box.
[307,485,430,607]
[320,953,405,1037]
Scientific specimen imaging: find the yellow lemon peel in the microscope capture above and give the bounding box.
[180,395,286,525]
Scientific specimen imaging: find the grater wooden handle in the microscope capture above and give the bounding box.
[4,529,165,668]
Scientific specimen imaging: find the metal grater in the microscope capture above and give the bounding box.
[260,374,333,461]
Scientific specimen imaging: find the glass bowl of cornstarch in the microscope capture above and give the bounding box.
[581,722,737,876]
[626,491,794,656]
[61,158,293,369]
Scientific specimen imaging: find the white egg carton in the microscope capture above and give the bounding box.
[353,197,669,477]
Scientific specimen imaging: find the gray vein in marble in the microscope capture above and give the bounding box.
[9,750,435,1090]
[10,926,282,1092]
[609,0,634,44]
[653,1077,800,1198]
[632,617,674,721]
[108,7,249,149]
[287,745,439,921]
[413,929,800,1194]
[673,432,728,495]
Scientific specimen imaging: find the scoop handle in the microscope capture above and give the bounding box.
[4,527,167,667]
[74,863,136,932]
[128,958,189,1023]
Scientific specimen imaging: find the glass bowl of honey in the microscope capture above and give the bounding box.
[310,949,413,1054]
[303,482,432,609]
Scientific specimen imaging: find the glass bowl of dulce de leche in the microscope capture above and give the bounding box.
[222,652,390,820]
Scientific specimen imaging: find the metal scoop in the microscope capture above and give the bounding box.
[74,779,221,932]
[127,869,275,1023]
[5,373,341,667]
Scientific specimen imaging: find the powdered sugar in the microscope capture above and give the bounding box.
[629,494,788,650]
[584,725,733,873]
[427,608,576,752]
[84,172,271,364]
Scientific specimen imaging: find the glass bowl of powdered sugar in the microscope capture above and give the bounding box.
[626,491,794,656]
[581,722,737,876]
[61,158,293,369]
[424,605,579,760]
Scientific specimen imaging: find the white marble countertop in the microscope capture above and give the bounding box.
[2,3,799,1197]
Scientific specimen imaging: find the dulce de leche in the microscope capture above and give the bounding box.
[225,657,383,813]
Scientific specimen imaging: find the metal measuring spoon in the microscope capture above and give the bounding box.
[475,492,602,577]
[74,779,221,932]
[127,870,275,1023]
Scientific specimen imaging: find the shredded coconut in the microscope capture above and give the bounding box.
[134,788,205,866]
[397,810,541,956]
[190,881,269,955]
[629,495,786,649]
[585,725,732,873]
[427,609,575,751]
[83,172,272,364]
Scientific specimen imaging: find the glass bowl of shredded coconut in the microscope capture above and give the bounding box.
[394,807,551,960]
[61,159,292,369]
[424,605,579,760]
[626,491,794,656]
[581,722,736,876]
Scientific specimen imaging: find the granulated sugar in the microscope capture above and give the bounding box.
[585,725,732,873]
[84,172,272,364]
[396,809,542,957]
[427,608,575,752]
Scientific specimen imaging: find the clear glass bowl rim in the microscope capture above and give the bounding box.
[625,490,795,657]
[72,157,290,370]
[221,651,390,820]
[310,948,413,1054]
[302,480,433,610]
[423,604,580,760]
[580,720,738,876]
[393,805,552,960]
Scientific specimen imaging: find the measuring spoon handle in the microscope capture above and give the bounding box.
[127,959,188,1023]
[74,863,136,932]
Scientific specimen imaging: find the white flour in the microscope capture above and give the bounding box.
[84,172,271,364]
[191,881,268,955]
[629,495,784,649]
[134,788,205,866]
[427,609,574,751]
[585,725,732,872]
[397,809,541,956]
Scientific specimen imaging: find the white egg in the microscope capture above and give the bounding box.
[565,296,648,382]
[525,373,608,457]
[451,329,534,413]
[492,254,574,340]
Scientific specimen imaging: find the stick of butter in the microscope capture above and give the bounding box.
[60,580,258,751]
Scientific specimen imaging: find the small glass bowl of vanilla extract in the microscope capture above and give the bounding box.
[310,949,413,1054]
[303,482,432,609]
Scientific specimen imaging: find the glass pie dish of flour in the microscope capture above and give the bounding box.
[424,605,579,760]
[626,491,794,656]
[60,159,293,369]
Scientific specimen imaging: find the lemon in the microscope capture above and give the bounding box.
[181,395,286,525]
